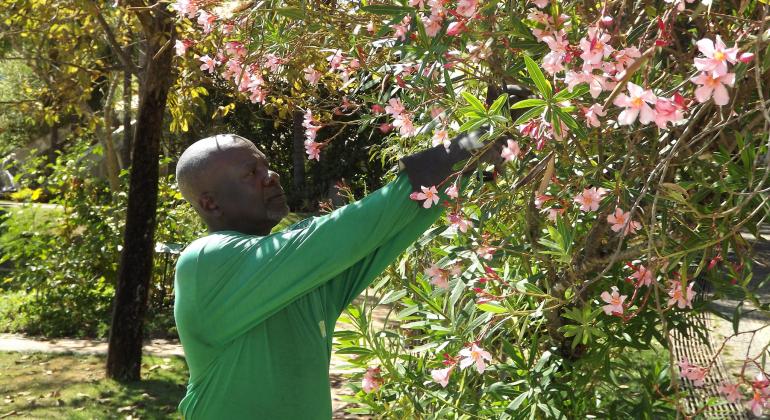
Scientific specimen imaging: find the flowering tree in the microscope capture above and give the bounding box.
[174,0,770,416]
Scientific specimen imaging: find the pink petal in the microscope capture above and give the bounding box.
[712,84,730,106]
[696,38,715,57]
[694,85,713,103]
[617,108,639,125]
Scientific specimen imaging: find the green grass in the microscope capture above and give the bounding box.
[0,352,188,419]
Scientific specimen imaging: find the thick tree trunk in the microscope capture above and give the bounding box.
[292,110,306,195]
[106,6,175,382]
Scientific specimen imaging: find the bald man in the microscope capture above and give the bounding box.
[173,131,505,419]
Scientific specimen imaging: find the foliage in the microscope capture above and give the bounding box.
[178,0,770,416]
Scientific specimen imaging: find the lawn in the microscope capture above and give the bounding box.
[0,352,188,419]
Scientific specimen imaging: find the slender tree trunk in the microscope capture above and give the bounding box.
[292,110,306,195]
[106,5,175,382]
[122,48,132,169]
[101,76,121,192]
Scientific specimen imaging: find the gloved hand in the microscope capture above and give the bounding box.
[399,84,533,192]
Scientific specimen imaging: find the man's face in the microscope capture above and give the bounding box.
[206,142,289,235]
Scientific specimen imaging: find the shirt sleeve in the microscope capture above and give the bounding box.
[187,172,441,346]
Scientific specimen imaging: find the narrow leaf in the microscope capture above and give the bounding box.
[523,54,552,99]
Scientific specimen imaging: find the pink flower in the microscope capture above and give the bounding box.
[582,103,606,127]
[579,27,614,68]
[607,207,641,236]
[542,51,566,74]
[738,52,755,64]
[264,53,283,73]
[692,72,735,106]
[414,185,440,208]
[445,184,459,199]
[171,0,198,19]
[199,55,218,74]
[613,82,657,125]
[664,0,695,11]
[446,21,466,36]
[667,281,695,309]
[385,98,405,117]
[458,344,493,373]
[393,114,417,137]
[196,10,217,34]
[409,0,425,8]
[600,286,626,315]
[612,46,641,74]
[447,212,473,233]
[565,70,610,98]
[304,140,321,161]
[225,41,247,58]
[456,0,478,17]
[501,139,521,162]
[546,208,565,222]
[433,129,450,149]
[174,39,192,56]
[303,65,322,85]
[391,16,411,41]
[423,14,443,37]
[379,123,393,133]
[652,95,687,129]
[326,50,344,71]
[574,187,607,212]
[677,357,707,386]
[425,264,449,288]
[748,391,766,417]
[694,36,739,77]
[362,367,382,393]
[631,264,653,287]
[533,0,548,7]
[431,366,453,387]
[719,382,742,404]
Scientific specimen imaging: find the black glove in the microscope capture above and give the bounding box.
[398,84,533,192]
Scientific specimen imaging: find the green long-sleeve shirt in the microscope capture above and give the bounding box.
[174,172,445,419]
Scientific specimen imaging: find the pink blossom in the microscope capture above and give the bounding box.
[393,114,417,137]
[366,21,376,33]
[447,212,473,233]
[579,27,614,68]
[501,139,521,162]
[631,264,653,287]
[392,16,411,41]
[719,382,742,404]
[414,185,440,209]
[326,50,344,71]
[738,52,755,64]
[423,14,444,37]
[476,245,496,260]
[446,21,466,36]
[409,0,425,8]
[304,140,321,161]
[196,10,217,34]
[425,264,449,288]
[677,357,707,386]
[379,123,393,133]
[362,367,382,393]
[546,208,565,222]
[574,187,607,212]
[302,109,322,142]
[582,103,606,128]
[607,207,641,236]
[431,366,453,387]
[692,72,735,106]
[264,54,283,73]
[174,39,192,56]
[532,0,548,8]
[748,391,766,417]
[456,0,478,17]
[564,69,610,98]
[612,46,641,74]
[433,129,450,149]
[613,82,657,125]
[225,41,247,58]
[303,65,322,85]
[534,194,553,209]
[199,55,218,74]
[445,184,459,199]
[667,281,695,309]
[171,0,198,19]
[664,0,695,11]
[385,98,405,117]
[694,36,739,77]
[542,51,566,74]
[458,343,493,373]
[600,286,626,315]
[653,95,687,128]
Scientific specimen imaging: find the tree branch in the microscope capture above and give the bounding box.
[87,1,142,76]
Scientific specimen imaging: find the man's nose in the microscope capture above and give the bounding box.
[262,170,280,187]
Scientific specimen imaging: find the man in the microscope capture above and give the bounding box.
[173,123,509,419]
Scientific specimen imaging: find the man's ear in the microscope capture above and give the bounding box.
[198,192,221,217]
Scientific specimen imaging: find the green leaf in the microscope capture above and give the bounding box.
[360,5,415,15]
[511,98,547,109]
[488,93,509,115]
[553,84,589,101]
[459,117,486,133]
[275,7,305,19]
[512,105,545,126]
[523,54,552,99]
[477,302,508,314]
[461,91,487,114]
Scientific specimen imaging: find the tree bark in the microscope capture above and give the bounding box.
[101,76,122,192]
[106,4,175,382]
[122,47,132,169]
